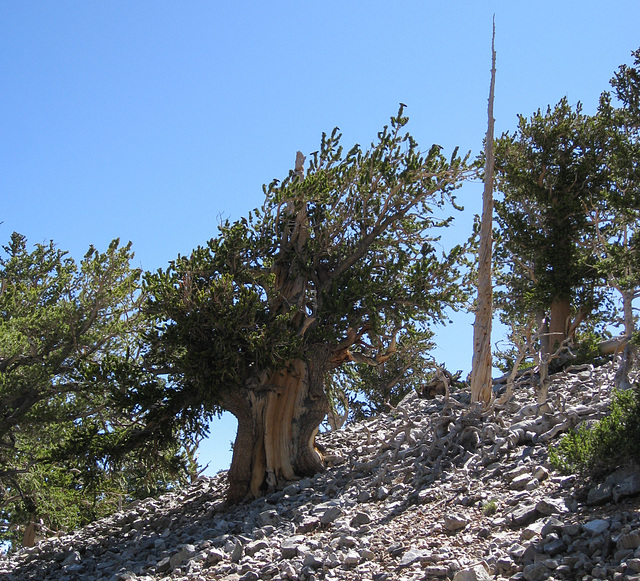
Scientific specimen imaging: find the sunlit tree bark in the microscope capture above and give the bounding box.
[470,20,496,405]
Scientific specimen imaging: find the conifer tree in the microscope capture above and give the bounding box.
[0,235,191,549]
[494,99,609,357]
[145,108,470,502]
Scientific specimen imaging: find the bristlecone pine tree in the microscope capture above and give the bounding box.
[145,107,470,502]
[0,234,192,550]
[494,98,609,356]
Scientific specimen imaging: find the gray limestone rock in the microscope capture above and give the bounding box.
[2,360,638,581]
[258,510,281,526]
[280,535,306,559]
[540,516,564,536]
[61,550,81,567]
[351,511,371,526]
[244,539,269,556]
[496,555,515,574]
[325,551,341,568]
[387,541,406,558]
[302,552,323,568]
[521,544,539,566]
[613,472,640,502]
[205,548,225,564]
[155,556,171,573]
[424,563,451,577]
[360,548,375,560]
[296,516,320,533]
[230,541,244,563]
[510,474,532,490]
[343,550,361,566]
[505,465,530,481]
[320,506,342,525]
[452,564,491,580]
[561,523,581,536]
[444,513,468,532]
[169,543,196,570]
[587,482,613,505]
[617,530,640,550]
[522,521,545,540]
[535,497,567,516]
[543,536,566,556]
[398,548,429,567]
[533,466,549,481]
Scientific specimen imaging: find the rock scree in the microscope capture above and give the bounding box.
[2,361,640,580]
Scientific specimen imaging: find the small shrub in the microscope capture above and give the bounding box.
[550,385,640,477]
[482,500,497,516]
[570,329,611,368]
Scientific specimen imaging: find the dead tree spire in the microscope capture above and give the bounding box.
[470,16,496,405]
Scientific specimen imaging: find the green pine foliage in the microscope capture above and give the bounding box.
[0,234,193,551]
[144,107,472,427]
[491,47,640,368]
[325,328,436,424]
[493,98,610,333]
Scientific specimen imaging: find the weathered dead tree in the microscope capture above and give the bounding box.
[470,18,496,405]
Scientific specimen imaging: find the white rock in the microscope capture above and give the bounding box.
[444,513,468,532]
[453,563,491,581]
[205,548,225,564]
[343,550,361,566]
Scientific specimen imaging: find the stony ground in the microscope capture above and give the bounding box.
[2,361,640,581]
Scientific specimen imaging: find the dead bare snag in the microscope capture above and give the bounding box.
[470,17,496,405]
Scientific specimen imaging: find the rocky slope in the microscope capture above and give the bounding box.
[2,361,640,581]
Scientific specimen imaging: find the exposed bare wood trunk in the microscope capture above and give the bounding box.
[622,288,636,339]
[223,151,332,503]
[470,18,496,405]
[536,310,550,357]
[225,354,330,503]
[599,336,628,356]
[614,342,636,391]
[493,320,535,408]
[326,389,350,431]
[536,359,551,404]
[614,288,637,390]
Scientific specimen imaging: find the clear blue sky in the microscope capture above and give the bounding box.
[2,1,638,474]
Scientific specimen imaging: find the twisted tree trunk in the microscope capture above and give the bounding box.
[225,353,330,503]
